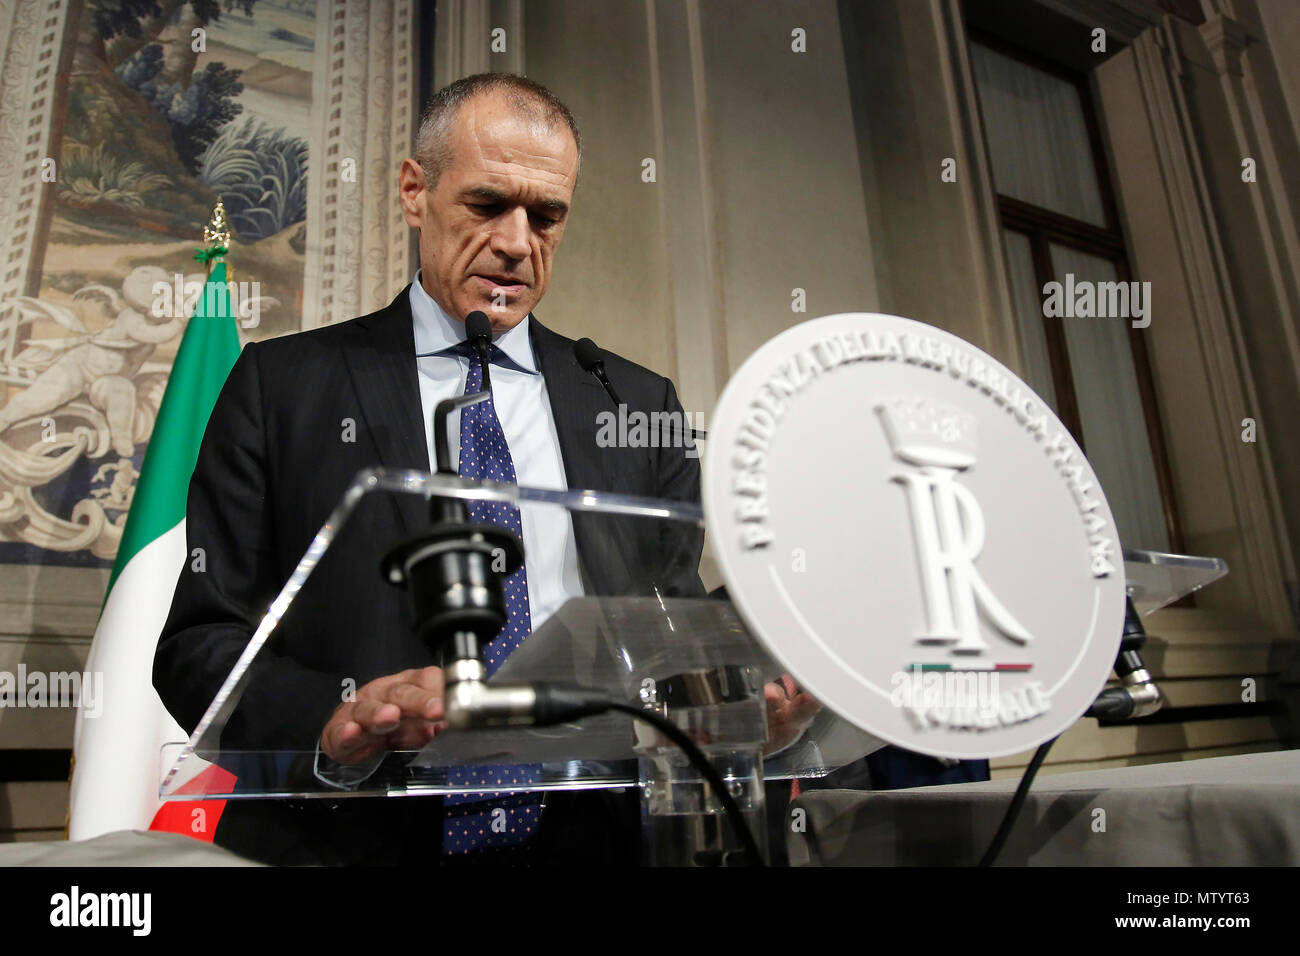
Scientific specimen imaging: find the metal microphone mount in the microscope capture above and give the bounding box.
[381,318,540,730]
[1086,595,1163,720]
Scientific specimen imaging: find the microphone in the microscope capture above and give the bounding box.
[385,309,524,705]
[380,332,766,861]
[573,337,707,442]
[465,310,493,394]
[431,311,495,476]
[574,337,624,407]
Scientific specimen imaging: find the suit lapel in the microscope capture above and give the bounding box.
[341,287,430,533]
[529,316,612,492]
[530,316,641,596]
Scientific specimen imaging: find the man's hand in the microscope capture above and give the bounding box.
[763,676,822,756]
[320,666,446,765]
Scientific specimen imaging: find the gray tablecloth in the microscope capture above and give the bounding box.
[0,830,262,866]
[789,749,1300,866]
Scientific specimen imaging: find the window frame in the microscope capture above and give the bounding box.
[969,28,1187,556]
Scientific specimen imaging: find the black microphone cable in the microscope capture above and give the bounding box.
[529,682,765,866]
[976,735,1057,867]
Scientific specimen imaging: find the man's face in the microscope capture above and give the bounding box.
[400,92,579,331]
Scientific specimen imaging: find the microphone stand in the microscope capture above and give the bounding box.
[382,316,613,729]
[1085,596,1162,720]
[574,337,708,443]
[378,318,767,863]
[981,596,1162,866]
[383,315,537,729]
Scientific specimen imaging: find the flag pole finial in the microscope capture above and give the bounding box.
[195,200,231,271]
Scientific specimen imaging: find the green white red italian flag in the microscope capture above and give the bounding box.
[69,261,241,841]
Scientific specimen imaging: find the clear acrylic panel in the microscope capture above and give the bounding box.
[158,469,883,803]
[1122,547,1229,616]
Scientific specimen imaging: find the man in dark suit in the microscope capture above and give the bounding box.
[153,74,734,865]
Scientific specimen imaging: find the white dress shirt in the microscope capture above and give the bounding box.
[408,271,585,632]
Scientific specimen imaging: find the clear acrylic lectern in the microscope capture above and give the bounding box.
[158,469,885,866]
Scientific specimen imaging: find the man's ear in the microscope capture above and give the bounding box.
[398,158,427,227]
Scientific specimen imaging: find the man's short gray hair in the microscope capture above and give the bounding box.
[414,73,582,188]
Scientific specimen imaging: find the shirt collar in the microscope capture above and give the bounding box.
[408,270,537,374]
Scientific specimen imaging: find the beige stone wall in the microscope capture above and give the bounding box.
[526,0,881,424]
[1257,0,1300,138]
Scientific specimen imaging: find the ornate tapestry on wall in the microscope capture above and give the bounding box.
[0,0,315,568]
[0,0,416,589]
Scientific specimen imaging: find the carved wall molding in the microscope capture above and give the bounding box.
[302,0,417,329]
[1037,0,1165,44]
[1196,3,1300,600]
[0,0,73,339]
[1130,21,1294,627]
[934,0,1026,373]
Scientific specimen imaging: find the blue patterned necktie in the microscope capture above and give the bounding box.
[442,343,542,861]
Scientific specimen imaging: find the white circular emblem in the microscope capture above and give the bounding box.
[704,314,1126,759]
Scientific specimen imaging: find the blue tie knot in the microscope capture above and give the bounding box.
[451,340,506,363]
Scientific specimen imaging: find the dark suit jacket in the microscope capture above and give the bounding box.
[154,286,704,865]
